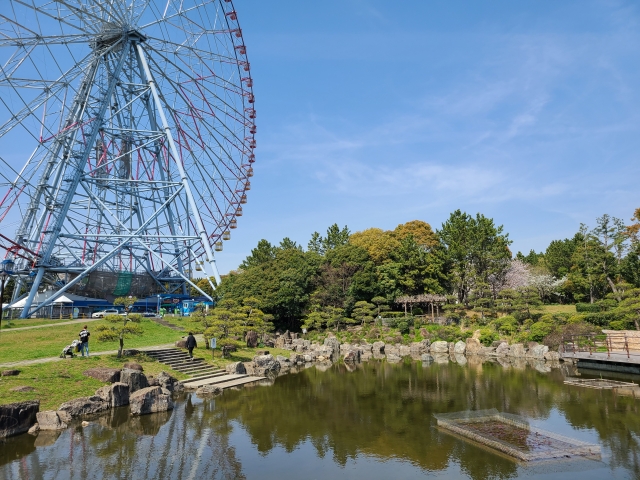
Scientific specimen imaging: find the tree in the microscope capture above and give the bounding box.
[323,224,350,253]
[349,228,399,264]
[545,236,580,278]
[393,220,438,249]
[204,299,246,357]
[351,301,376,326]
[612,288,640,330]
[95,296,142,357]
[240,239,276,269]
[371,296,389,317]
[437,210,511,305]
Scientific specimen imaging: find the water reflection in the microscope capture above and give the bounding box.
[1,358,639,479]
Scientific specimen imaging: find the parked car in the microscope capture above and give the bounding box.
[91,309,120,318]
[141,311,157,317]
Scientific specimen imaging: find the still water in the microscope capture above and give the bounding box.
[1,357,639,479]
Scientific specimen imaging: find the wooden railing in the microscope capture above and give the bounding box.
[561,332,640,360]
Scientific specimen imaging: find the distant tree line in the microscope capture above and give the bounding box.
[194,208,640,332]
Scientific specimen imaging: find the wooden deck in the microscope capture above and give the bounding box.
[182,373,265,390]
[561,351,640,375]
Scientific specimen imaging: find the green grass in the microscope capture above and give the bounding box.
[0,318,182,363]
[0,317,81,329]
[0,353,191,410]
[0,346,295,410]
[537,304,577,315]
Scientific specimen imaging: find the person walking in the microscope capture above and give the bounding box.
[186,332,197,360]
[79,325,90,357]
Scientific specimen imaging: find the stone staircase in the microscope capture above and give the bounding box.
[145,348,264,390]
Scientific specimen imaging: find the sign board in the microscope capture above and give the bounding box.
[210,338,217,349]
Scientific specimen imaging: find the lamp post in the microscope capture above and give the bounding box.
[157,295,161,316]
[0,258,15,332]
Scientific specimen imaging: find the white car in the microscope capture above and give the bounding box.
[91,309,120,318]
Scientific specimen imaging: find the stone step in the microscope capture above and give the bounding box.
[175,366,216,375]
[182,373,248,389]
[149,353,191,361]
[163,359,205,367]
[213,376,266,389]
[186,371,228,382]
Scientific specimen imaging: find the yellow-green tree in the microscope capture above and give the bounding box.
[95,296,141,357]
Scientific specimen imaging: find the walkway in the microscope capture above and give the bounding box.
[561,351,640,375]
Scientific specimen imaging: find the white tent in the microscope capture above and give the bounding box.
[9,291,104,309]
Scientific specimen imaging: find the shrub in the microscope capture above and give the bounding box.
[609,319,634,330]
[583,312,619,327]
[478,328,498,346]
[491,316,518,335]
[576,303,601,313]
[529,321,555,343]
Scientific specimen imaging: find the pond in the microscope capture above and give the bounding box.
[1,357,639,479]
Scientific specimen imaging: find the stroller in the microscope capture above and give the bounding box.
[60,339,81,358]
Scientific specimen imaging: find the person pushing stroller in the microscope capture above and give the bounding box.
[79,325,90,357]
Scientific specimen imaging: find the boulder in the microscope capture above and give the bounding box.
[196,385,223,397]
[360,343,373,354]
[410,342,427,354]
[372,341,385,353]
[472,329,482,340]
[323,336,341,360]
[430,341,449,354]
[433,354,450,364]
[465,338,482,355]
[454,354,467,365]
[508,343,526,358]
[94,382,129,408]
[290,353,305,365]
[454,341,466,355]
[0,400,39,438]
[28,423,39,434]
[448,342,456,355]
[155,372,179,393]
[528,345,549,359]
[304,354,313,363]
[10,386,35,392]
[421,353,434,364]
[245,330,259,348]
[479,346,496,356]
[243,362,255,375]
[122,349,140,356]
[495,343,510,356]
[343,350,361,364]
[129,386,174,415]
[544,351,561,362]
[253,354,281,376]
[398,345,411,357]
[175,339,187,348]
[36,411,68,431]
[83,368,121,383]
[120,368,149,393]
[59,396,108,417]
[123,362,143,372]
[2,369,21,376]
[225,362,247,375]
[386,353,402,363]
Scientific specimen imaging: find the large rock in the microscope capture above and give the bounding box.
[2,369,21,376]
[454,354,467,365]
[36,411,68,431]
[479,346,496,356]
[95,382,130,408]
[10,386,35,392]
[528,344,549,359]
[196,385,223,397]
[323,336,341,360]
[175,339,187,348]
[253,354,281,377]
[398,345,411,357]
[129,386,174,415]
[343,350,361,364]
[155,372,179,393]
[120,368,149,393]
[430,341,449,354]
[465,338,482,355]
[83,368,121,383]
[386,353,402,363]
[0,400,39,438]
[225,362,247,375]
[290,353,305,365]
[495,343,510,356]
[410,342,426,354]
[372,341,385,354]
[123,362,143,372]
[508,344,526,358]
[59,396,108,417]
[243,362,256,375]
[454,341,466,355]
[421,353,434,365]
[544,351,561,362]
[245,330,258,348]
[385,344,399,356]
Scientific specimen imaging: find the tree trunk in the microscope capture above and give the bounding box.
[118,333,124,358]
[606,277,622,302]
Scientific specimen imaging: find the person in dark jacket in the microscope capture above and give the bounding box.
[79,325,90,357]
[186,332,197,360]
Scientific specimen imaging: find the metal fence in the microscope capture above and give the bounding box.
[561,332,640,360]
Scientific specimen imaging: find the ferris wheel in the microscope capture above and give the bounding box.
[0,0,256,317]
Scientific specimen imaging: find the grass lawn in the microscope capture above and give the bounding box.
[0,318,183,363]
[0,317,79,329]
[0,353,191,410]
[537,304,577,315]
[0,346,295,410]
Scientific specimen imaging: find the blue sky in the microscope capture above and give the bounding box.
[215,0,640,273]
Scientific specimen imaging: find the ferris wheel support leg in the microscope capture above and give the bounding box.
[20,267,45,318]
[203,260,221,292]
[135,43,220,284]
